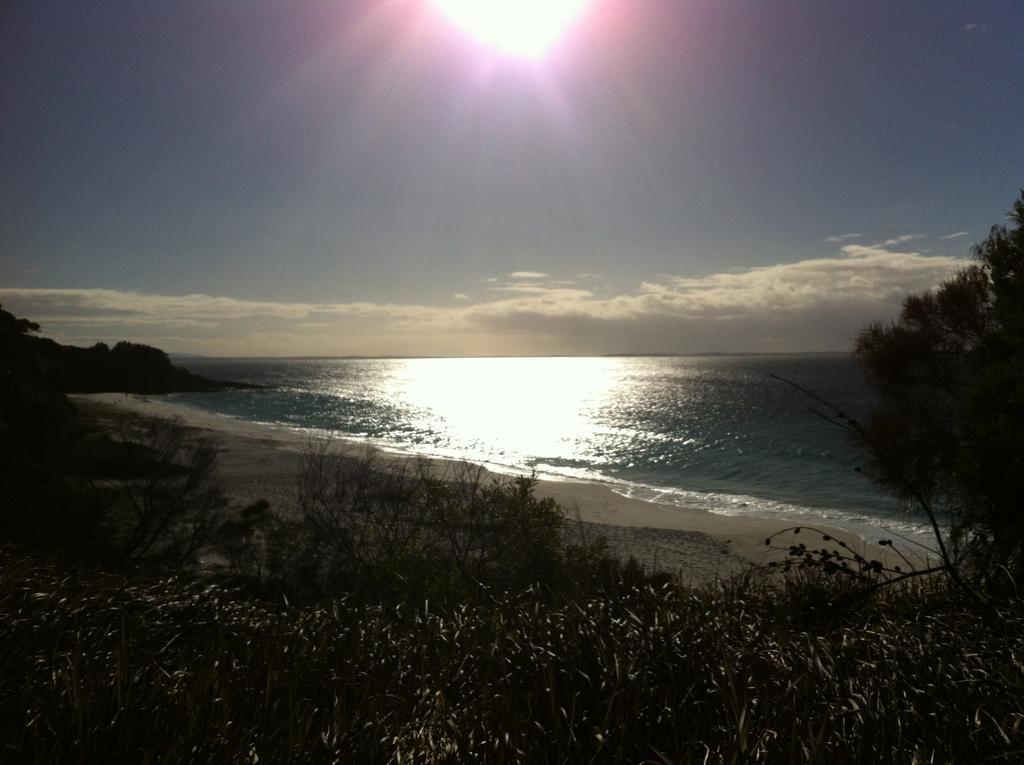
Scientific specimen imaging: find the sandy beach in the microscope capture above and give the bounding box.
[72,393,879,583]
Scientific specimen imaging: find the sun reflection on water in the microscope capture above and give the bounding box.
[388,356,626,470]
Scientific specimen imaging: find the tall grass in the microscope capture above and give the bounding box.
[2,550,1021,763]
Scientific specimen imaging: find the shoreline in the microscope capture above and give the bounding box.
[72,392,887,581]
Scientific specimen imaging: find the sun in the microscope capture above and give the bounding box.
[431,0,590,58]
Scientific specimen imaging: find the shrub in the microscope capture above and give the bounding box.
[100,416,226,570]
[231,443,604,603]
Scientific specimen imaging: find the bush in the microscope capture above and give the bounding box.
[87,415,227,571]
[228,443,604,603]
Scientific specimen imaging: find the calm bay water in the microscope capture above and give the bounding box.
[169,354,924,542]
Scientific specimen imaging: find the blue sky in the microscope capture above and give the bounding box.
[2,0,1022,355]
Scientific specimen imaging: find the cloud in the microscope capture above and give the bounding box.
[508,271,548,279]
[1,248,966,356]
[939,231,970,240]
[962,22,988,34]
[825,233,861,244]
[880,234,924,247]
[0,287,442,324]
[632,246,959,317]
[462,247,966,354]
[486,273,578,295]
[488,284,592,297]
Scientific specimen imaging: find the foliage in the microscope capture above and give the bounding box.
[226,444,605,604]
[39,338,253,394]
[84,415,228,571]
[854,191,1024,587]
[760,525,956,615]
[0,306,70,442]
[0,304,247,569]
[1,391,227,570]
[2,549,1022,763]
[765,525,918,580]
[0,305,76,452]
[0,304,252,395]
[0,305,81,544]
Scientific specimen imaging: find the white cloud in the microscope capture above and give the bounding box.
[939,231,970,240]
[825,232,861,244]
[508,271,548,279]
[962,22,988,34]
[628,246,960,317]
[0,247,966,356]
[880,234,924,247]
[488,284,592,297]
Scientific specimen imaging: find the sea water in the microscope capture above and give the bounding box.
[167,354,930,544]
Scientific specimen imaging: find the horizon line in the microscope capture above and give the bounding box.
[169,350,854,361]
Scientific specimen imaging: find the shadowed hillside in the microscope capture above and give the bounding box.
[0,306,257,394]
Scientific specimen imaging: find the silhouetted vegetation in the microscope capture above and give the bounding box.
[2,409,229,570]
[215,445,608,604]
[2,551,1022,763]
[87,415,229,570]
[0,308,239,565]
[0,305,255,395]
[0,307,79,546]
[855,192,1024,590]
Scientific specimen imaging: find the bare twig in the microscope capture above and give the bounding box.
[769,374,987,606]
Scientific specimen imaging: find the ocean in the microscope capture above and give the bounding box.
[168,354,928,543]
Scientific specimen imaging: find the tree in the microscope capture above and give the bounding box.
[0,306,80,545]
[0,306,77,462]
[855,191,1024,587]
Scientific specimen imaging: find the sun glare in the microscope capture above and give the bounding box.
[431,0,590,58]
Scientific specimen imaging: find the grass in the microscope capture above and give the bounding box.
[2,549,1023,763]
